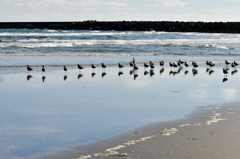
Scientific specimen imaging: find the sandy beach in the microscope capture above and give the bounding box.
[1,64,240,159]
[41,102,240,159]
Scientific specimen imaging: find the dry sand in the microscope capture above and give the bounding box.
[44,103,240,159]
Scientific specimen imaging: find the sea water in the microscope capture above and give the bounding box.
[0,29,240,159]
[1,29,240,67]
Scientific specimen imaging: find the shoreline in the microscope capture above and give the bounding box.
[39,102,240,159]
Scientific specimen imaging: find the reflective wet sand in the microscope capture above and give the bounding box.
[0,64,240,158]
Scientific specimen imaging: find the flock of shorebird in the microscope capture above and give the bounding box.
[26,58,238,82]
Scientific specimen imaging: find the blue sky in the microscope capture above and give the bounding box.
[0,0,240,22]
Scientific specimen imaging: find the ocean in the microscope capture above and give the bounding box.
[1,29,240,159]
[1,29,240,67]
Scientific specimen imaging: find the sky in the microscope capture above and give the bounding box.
[0,0,240,22]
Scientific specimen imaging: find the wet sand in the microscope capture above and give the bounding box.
[43,103,240,159]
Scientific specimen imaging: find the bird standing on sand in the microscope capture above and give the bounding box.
[42,65,46,73]
[150,64,155,69]
[77,64,84,70]
[101,63,107,71]
[234,61,238,66]
[184,62,189,67]
[63,65,67,71]
[192,61,198,68]
[118,63,124,70]
[91,64,96,70]
[144,63,149,69]
[209,61,215,67]
[129,62,134,67]
[133,65,138,70]
[149,61,154,67]
[160,60,164,66]
[27,65,33,72]
[132,58,136,66]
[225,60,230,65]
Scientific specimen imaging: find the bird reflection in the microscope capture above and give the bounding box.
[64,75,68,81]
[209,69,214,75]
[91,72,96,78]
[144,71,149,76]
[192,69,198,76]
[159,68,164,74]
[130,70,133,75]
[206,68,210,73]
[150,69,155,77]
[134,74,138,80]
[177,66,183,74]
[27,75,33,81]
[78,73,83,79]
[118,71,124,76]
[42,76,46,82]
[102,72,107,78]
[169,70,178,76]
[223,77,228,83]
[231,69,238,75]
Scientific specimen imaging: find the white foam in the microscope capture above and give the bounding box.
[161,128,178,136]
[179,123,191,127]
[77,155,91,159]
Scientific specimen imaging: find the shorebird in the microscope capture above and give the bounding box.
[129,62,134,67]
[231,62,236,68]
[101,63,106,69]
[144,63,149,69]
[27,65,33,72]
[208,61,215,67]
[42,65,46,73]
[160,60,164,66]
[173,62,178,68]
[132,58,136,65]
[234,61,238,66]
[149,61,154,67]
[91,64,96,70]
[63,65,67,71]
[118,63,124,70]
[192,61,198,68]
[77,64,84,70]
[225,60,230,65]
[133,65,138,70]
[223,68,228,76]
[150,64,155,69]
[184,62,189,67]
[206,61,210,66]
[178,59,184,64]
